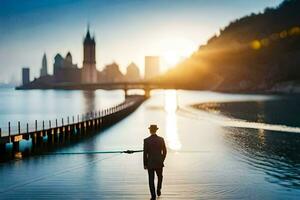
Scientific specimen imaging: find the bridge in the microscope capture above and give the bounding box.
[16,81,177,98]
[0,95,146,161]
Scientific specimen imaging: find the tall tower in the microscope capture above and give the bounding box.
[82,26,97,83]
[40,53,48,77]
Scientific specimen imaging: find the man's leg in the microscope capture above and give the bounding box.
[148,169,156,199]
[156,168,163,196]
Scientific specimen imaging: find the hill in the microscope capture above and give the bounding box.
[158,0,300,92]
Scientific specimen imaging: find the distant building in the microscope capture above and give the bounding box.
[64,52,79,69]
[145,56,160,80]
[40,53,48,77]
[22,67,30,85]
[53,52,81,83]
[82,27,97,83]
[100,62,124,83]
[63,52,78,69]
[53,53,64,76]
[125,62,141,82]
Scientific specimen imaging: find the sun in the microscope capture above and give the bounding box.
[163,51,182,66]
[160,37,197,71]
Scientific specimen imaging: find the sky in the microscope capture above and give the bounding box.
[0,0,283,83]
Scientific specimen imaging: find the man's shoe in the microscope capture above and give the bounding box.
[157,190,161,196]
[150,197,156,200]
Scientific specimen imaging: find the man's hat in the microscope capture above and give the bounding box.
[148,124,159,131]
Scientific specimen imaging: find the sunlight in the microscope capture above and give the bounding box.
[160,37,197,71]
[164,90,182,151]
[163,51,182,67]
[164,89,178,113]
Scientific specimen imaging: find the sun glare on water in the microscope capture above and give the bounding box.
[164,90,182,151]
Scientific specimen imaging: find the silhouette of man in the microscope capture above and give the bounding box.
[144,124,167,200]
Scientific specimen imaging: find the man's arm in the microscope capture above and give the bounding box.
[162,138,167,161]
[143,139,148,169]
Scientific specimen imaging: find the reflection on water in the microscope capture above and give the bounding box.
[164,90,181,151]
[82,90,96,112]
[225,127,300,190]
[257,128,266,144]
[192,99,300,190]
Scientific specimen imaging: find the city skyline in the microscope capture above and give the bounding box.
[19,28,142,88]
[0,0,283,83]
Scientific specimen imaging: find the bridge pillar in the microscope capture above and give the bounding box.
[144,85,151,98]
[124,88,129,98]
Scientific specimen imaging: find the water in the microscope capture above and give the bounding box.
[0,88,125,134]
[0,88,300,199]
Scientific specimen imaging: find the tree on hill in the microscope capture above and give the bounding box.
[158,0,300,92]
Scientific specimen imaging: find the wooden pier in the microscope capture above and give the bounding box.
[0,95,146,159]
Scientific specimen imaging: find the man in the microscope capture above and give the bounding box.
[143,124,167,200]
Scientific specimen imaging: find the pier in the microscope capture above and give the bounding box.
[0,95,146,159]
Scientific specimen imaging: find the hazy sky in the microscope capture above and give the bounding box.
[0,0,283,83]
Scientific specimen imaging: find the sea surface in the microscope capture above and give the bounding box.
[0,88,300,199]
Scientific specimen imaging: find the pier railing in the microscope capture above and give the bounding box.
[0,95,146,155]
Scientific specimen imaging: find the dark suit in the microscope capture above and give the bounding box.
[143,134,167,198]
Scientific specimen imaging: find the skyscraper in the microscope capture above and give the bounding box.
[145,56,160,80]
[22,67,30,85]
[81,27,97,83]
[40,53,48,77]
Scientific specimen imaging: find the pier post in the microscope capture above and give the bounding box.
[12,142,19,152]
[0,142,5,153]
[47,129,54,145]
[12,134,20,152]
[36,132,44,146]
[59,118,65,143]
[35,120,37,131]
[0,128,5,153]
[54,127,59,144]
[60,127,65,144]
[31,133,37,148]
[18,121,20,134]
[8,122,11,137]
[0,143,5,153]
